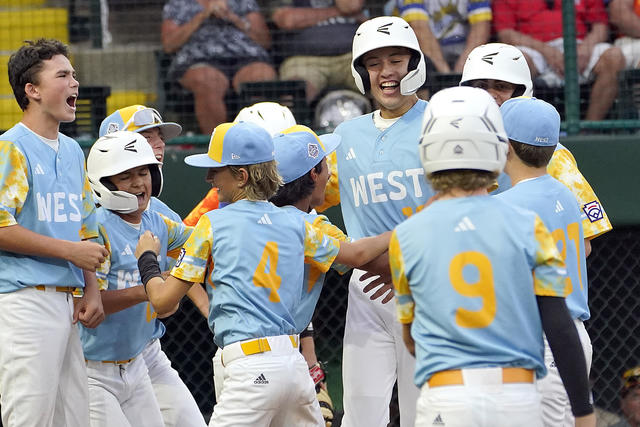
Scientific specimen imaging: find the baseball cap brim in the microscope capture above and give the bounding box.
[184,153,226,168]
[319,133,341,155]
[136,122,182,140]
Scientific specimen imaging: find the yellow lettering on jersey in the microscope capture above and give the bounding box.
[253,241,282,302]
[146,302,158,322]
[401,204,425,218]
[449,251,496,329]
[552,222,582,295]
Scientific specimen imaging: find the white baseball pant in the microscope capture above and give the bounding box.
[341,269,420,427]
[0,287,89,427]
[142,339,207,427]
[213,347,224,402]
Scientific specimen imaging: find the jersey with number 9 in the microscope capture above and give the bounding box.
[390,196,568,388]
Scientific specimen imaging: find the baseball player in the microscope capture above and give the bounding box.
[316,16,433,427]
[135,121,391,426]
[80,131,193,426]
[459,43,613,249]
[0,39,107,427]
[497,97,593,427]
[99,106,208,427]
[390,86,595,427]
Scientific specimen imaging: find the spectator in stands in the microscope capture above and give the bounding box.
[270,0,365,102]
[161,0,277,135]
[493,0,626,121]
[612,366,640,427]
[395,0,492,73]
[609,0,640,68]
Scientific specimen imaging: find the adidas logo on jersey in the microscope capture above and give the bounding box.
[555,200,564,213]
[121,244,134,256]
[257,213,272,225]
[454,216,476,232]
[254,373,269,384]
[345,148,356,160]
[34,163,45,175]
[432,414,445,425]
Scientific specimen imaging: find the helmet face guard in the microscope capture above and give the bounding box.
[351,16,427,96]
[460,43,533,98]
[419,87,508,175]
[87,131,163,213]
[234,102,297,137]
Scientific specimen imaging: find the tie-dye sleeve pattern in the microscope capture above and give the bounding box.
[547,147,612,239]
[0,141,28,227]
[80,164,98,239]
[171,214,213,283]
[161,213,193,258]
[303,220,340,274]
[312,215,351,274]
[389,230,414,324]
[315,152,340,212]
[95,224,111,291]
[532,215,569,297]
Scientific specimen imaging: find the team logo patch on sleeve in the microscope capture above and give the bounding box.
[175,248,186,267]
[583,201,604,222]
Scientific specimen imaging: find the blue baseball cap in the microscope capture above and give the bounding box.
[185,122,274,168]
[500,97,560,147]
[273,125,341,184]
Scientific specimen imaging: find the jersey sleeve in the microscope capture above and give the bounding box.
[547,147,612,239]
[0,140,29,227]
[311,214,352,275]
[160,213,193,258]
[303,220,340,274]
[183,188,220,226]
[389,229,414,324]
[171,214,213,283]
[315,152,340,212]
[532,215,569,297]
[80,163,99,240]
[467,0,492,24]
[398,0,429,23]
[95,224,111,291]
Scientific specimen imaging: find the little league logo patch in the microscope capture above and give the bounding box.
[308,143,319,159]
[175,248,186,268]
[107,122,120,134]
[583,200,604,222]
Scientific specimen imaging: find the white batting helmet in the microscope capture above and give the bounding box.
[234,102,296,137]
[87,131,163,213]
[351,16,426,95]
[419,86,508,174]
[460,43,533,97]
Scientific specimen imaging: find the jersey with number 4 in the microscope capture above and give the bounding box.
[497,174,589,320]
[171,200,340,348]
[390,196,568,387]
[334,100,435,239]
[0,123,98,292]
[80,207,191,361]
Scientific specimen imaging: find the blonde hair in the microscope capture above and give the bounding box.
[428,169,498,193]
[229,160,283,201]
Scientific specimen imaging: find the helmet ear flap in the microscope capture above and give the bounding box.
[353,61,370,94]
[149,165,163,197]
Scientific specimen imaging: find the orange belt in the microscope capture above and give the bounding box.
[427,367,534,388]
[35,285,76,293]
[239,335,299,356]
[86,358,136,365]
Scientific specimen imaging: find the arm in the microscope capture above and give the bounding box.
[410,20,451,73]
[536,296,595,422]
[402,322,415,356]
[100,286,148,316]
[334,231,391,268]
[498,28,565,75]
[73,270,105,328]
[239,11,272,50]
[576,23,608,72]
[610,0,640,38]
[187,283,210,318]
[161,4,214,54]
[0,224,107,271]
[454,20,491,72]
[272,7,343,30]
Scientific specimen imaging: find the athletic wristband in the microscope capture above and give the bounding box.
[309,362,325,386]
[137,250,162,293]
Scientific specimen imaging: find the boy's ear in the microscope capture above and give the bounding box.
[309,166,319,183]
[24,83,41,102]
[237,167,249,187]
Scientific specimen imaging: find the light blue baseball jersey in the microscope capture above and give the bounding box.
[333,100,435,239]
[280,205,351,332]
[150,196,181,222]
[390,196,568,387]
[497,174,589,320]
[171,200,340,348]
[80,207,191,361]
[0,124,98,292]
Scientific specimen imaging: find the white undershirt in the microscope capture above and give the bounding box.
[19,122,59,152]
[372,110,401,131]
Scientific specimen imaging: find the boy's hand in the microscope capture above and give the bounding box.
[135,231,161,258]
[73,283,105,328]
[67,241,108,271]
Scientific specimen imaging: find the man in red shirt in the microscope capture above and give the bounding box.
[493,0,625,121]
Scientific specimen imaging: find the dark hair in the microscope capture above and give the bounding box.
[8,39,70,111]
[509,140,556,168]
[269,161,324,208]
[427,169,498,193]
